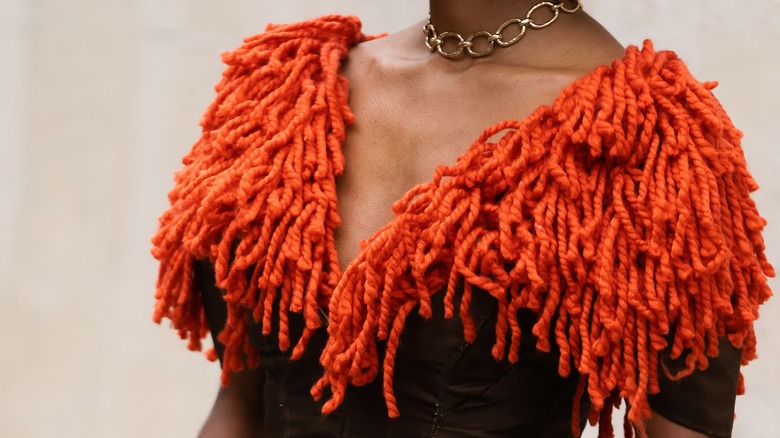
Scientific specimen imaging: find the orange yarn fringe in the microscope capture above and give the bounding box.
[152,16,773,437]
[152,15,365,372]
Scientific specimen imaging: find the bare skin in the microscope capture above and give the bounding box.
[334,7,625,269]
[200,1,712,436]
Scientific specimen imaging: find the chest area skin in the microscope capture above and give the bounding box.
[332,42,592,269]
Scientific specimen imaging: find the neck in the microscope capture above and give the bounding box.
[428,0,552,34]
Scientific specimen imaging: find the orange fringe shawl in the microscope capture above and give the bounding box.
[152,15,773,437]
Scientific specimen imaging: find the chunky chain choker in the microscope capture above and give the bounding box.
[424,0,582,58]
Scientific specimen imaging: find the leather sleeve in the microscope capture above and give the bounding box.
[648,337,742,438]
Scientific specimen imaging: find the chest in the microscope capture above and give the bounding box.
[333,61,578,268]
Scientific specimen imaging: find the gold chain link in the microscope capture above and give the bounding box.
[424,0,583,59]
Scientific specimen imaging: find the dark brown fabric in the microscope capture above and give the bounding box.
[648,337,741,438]
[195,260,741,437]
[249,285,589,437]
[195,261,228,363]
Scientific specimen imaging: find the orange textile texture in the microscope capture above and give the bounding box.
[151,15,773,437]
[153,15,365,372]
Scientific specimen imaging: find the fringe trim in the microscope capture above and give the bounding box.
[152,15,773,437]
[152,15,365,377]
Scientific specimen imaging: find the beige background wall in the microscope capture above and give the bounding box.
[1,1,777,437]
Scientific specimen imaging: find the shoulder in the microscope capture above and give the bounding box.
[162,15,370,255]
[197,14,368,135]
[210,14,366,101]
[235,14,365,52]
[553,40,726,130]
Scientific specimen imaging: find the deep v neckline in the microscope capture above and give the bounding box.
[331,38,630,278]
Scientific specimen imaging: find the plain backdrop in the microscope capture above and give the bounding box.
[1,1,778,437]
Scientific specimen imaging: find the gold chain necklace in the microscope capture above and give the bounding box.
[424,0,583,58]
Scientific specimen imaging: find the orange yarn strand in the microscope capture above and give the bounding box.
[153,16,773,437]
